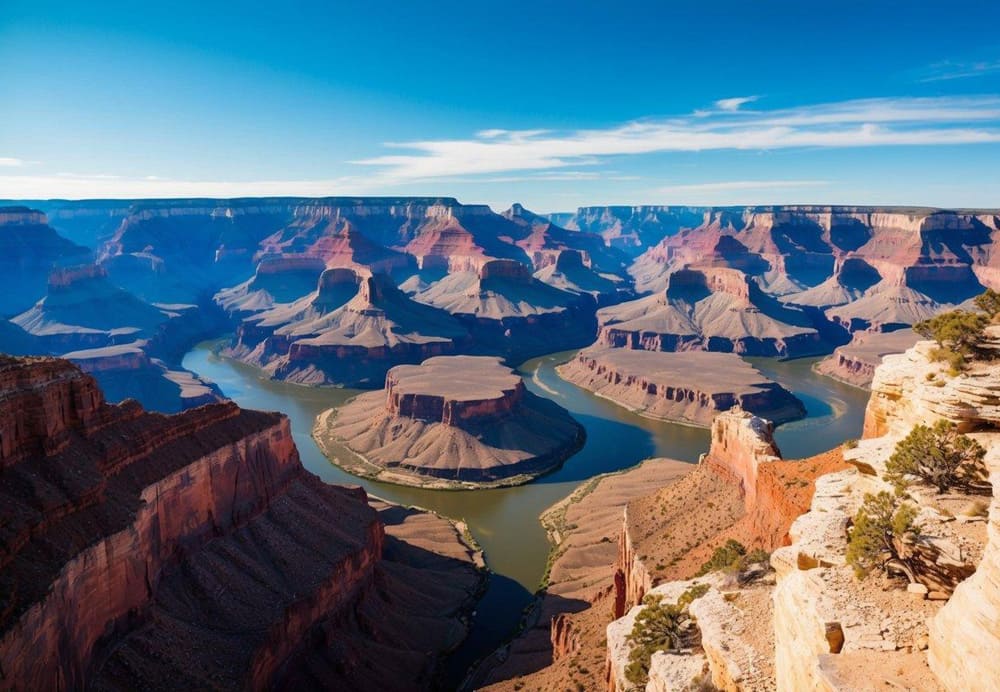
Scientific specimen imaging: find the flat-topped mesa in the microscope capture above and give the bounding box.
[477,257,533,282]
[0,206,46,226]
[814,328,918,388]
[315,355,585,487]
[702,406,782,507]
[46,262,108,289]
[385,355,525,426]
[555,248,588,271]
[557,347,806,427]
[667,265,753,302]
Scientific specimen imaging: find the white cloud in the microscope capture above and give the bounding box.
[352,95,1000,181]
[0,157,27,167]
[919,60,1000,82]
[714,95,759,111]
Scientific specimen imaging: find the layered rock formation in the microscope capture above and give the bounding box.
[557,346,805,426]
[0,355,485,690]
[0,206,91,315]
[630,206,996,337]
[533,249,632,306]
[597,266,827,357]
[475,459,693,691]
[63,341,223,412]
[412,258,598,362]
[314,356,585,487]
[215,255,328,317]
[555,205,707,255]
[226,268,469,386]
[814,328,919,388]
[12,264,171,352]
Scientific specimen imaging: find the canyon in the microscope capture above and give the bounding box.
[557,346,806,426]
[0,355,485,690]
[2,196,1000,690]
[314,355,585,487]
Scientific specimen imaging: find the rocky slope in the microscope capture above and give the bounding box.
[225,268,470,386]
[555,206,707,256]
[0,355,485,690]
[596,266,828,356]
[603,338,1000,691]
[557,346,805,426]
[631,207,997,337]
[412,258,599,362]
[0,206,92,315]
[814,328,919,388]
[63,341,223,412]
[314,355,585,487]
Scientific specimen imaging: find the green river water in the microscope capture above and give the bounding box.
[182,344,870,683]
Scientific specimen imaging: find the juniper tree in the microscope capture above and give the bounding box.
[885,420,987,493]
[846,491,920,583]
[974,288,1000,319]
[914,310,988,372]
[624,584,709,686]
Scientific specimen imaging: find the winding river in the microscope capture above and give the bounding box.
[182,344,870,679]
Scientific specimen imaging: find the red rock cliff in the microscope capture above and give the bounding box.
[0,356,384,690]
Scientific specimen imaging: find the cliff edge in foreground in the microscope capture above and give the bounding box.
[0,355,484,691]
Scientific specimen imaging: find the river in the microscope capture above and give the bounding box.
[182,344,870,680]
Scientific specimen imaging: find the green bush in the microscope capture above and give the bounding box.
[914,310,988,372]
[885,420,987,493]
[624,584,709,686]
[974,288,1000,319]
[695,539,771,577]
[846,491,920,582]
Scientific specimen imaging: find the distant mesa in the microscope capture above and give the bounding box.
[557,346,806,427]
[0,206,92,315]
[225,268,470,387]
[596,266,827,357]
[413,258,598,362]
[814,327,919,388]
[314,355,585,488]
[533,249,633,306]
[215,255,328,317]
[12,264,171,352]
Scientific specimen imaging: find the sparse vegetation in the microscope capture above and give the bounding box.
[842,438,859,450]
[885,420,987,494]
[974,288,1000,320]
[846,491,921,582]
[914,308,989,374]
[694,539,771,577]
[624,584,709,686]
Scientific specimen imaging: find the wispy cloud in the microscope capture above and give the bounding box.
[714,95,759,111]
[918,59,1000,82]
[352,95,1000,181]
[0,157,29,167]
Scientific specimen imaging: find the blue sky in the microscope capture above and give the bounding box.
[2,0,1000,211]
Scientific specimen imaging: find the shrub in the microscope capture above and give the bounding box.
[694,539,770,577]
[846,491,921,583]
[974,288,1000,319]
[843,438,859,450]
[624,584,709,686]
[885,420,987,493]
[914,310,988,372]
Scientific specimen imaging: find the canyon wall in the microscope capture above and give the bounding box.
[0,355,484,690]
[557,347,805,426]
